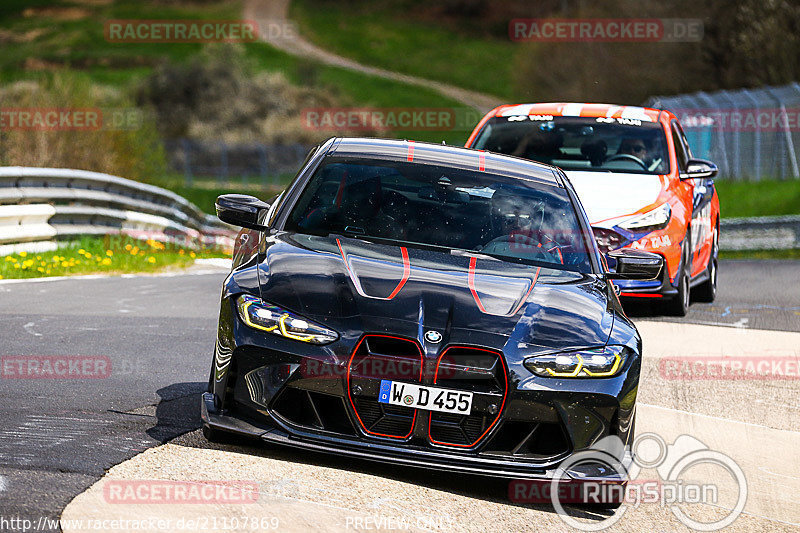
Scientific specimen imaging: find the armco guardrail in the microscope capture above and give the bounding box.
[720,215,800,251]
[0,167,236,254]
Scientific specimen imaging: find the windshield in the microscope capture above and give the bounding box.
[473,116,670,175]
[284,158,595,273]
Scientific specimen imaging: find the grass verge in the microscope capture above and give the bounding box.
[716,179,800,219]
[0,235,229,280]
[290,0,516,100]
[719,249,800,260]
[1,1,474,146]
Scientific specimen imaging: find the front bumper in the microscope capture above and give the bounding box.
[614,258,678,298]
[204,297,640,481]
[201,392,629,481]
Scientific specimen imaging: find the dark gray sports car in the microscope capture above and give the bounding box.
[201,138,662,480]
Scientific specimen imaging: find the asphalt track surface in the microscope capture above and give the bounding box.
[0,259,798,531]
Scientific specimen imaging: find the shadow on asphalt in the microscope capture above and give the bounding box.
[620,298,667,318]
[170,411,614,522]
[146,382,206,443]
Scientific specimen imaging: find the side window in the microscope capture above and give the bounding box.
[674,121,693,160]
[670,122,689,172]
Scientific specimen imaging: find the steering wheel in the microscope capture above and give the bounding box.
[605,153,648,170]
[480,234,551,262]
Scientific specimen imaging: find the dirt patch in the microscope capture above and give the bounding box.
[22,7,92,21]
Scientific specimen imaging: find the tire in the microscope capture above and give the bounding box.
[664,233,691,316]
[694,224,718,303]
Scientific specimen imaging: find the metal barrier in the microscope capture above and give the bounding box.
[2,166,793,255]
[0,167,236,255]
[647,83,800,181]
[720,215,800,251]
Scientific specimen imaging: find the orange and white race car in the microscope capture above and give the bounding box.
[466,103,720,315]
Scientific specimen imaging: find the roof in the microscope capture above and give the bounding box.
[327,137,561,186]
[490,102,663,123]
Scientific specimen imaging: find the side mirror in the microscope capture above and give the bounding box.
[682,158,718,179]
[605,249,663,280]
[215,194,271,231]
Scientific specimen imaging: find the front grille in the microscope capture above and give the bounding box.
[428,346,507,448]
[347,335,423,439]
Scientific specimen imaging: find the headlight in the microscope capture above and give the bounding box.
[618,203,671,232]
[236,294,338,345]
[524,346,628,378]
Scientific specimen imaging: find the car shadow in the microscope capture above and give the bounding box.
[619,298,665,318]
[145,382,206,443]
[159,393,614,522]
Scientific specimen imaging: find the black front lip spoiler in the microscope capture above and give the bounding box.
[200,393,627,482]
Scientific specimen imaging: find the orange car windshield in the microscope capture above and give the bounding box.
[473,116,670,175]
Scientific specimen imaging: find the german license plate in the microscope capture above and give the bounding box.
[378,380,472,415]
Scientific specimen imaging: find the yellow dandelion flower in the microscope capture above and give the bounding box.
[85,253,92,259]
[78,249,85,255]
[147,256,156,264]
[14,264,20,269]
[102,258,112,266]
[19,251,27,257]
[189,251,196,258]
[37,267,44,272]
[106,250,113,257]
[125,244,132,250]
[61,262,69,268]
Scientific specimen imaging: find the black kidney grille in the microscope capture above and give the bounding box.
[428,346,507,448]
[347,335,423,439]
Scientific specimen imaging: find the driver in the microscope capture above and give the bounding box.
[617,137,649,161]
[482,190,547,259]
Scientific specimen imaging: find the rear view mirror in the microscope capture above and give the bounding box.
[605,249,663,280]
[683,158,718,179]
[215,194,271,231]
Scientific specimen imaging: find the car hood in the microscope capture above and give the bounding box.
[256,234,614,353]
[564,170,664,226]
